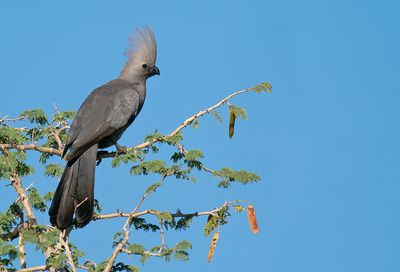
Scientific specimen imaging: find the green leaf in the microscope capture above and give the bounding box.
[175,240,192,251]
[156,212,173,222]
[192,119,199,129]
[233,205,245,212]
[250,82,272,93]
[163,132,183,145]
[213,167,260,188]
[170,151,185,163]
[174,250,189,261]
[27,187,47,212]
[229,105,248,120]
[111,152,142,168]
[44,163,64,177]
[144,131,163,142]
[0,127,26,145]
[145,182,162,194]
[130,160,166,175]
[20,109,48,125]
[126,244,145,254]
[184,150,204,161]
[211,110,223,123]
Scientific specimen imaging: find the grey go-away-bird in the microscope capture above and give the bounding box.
[49,27,159,229]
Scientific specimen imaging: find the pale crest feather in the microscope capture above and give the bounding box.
[120,27,157,80]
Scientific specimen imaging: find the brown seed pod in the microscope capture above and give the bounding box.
[247,205,259,234]
[207,232,220,262]
[229,107,236,138]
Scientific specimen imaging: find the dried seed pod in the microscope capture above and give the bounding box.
[207,232,220,262]
[229,107,236,138]
[247,205,259,234]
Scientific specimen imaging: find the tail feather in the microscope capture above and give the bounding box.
[49,144,98,229]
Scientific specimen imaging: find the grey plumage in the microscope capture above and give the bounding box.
[49,27,159,229]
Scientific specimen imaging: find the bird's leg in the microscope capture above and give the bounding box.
[115,142,128,155]
[96,150,110,166]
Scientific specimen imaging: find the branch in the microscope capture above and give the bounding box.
[18,232,27,269]
[59,230,77,272]
[16,265,48,272]
[103,174,168,272]
[0,143,62,156]
[10,173,36,225]
[94,200,246,221]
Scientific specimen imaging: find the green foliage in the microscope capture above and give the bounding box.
[111,151,143,168]
[145,182,162,194]
[0,151,34,179]
[229,105,248,120]
[44,163,64,177]
[130,217,160,232]
[127,243,145,254]
[211,110,223,123]
[53,110,76,123]
[233,204,245,212]
[0,238,20,267]
[0,83,267,269]
[113,262,140,272]
[22,225,60,252]
[0,127,27,145]
[131,160,167,175]
[213,167,260,188]
[27,187,47,212]
[20,109,48,125]
[204,207,230,236]
[250,82,272,93]
[144,131,163,142]
[0,203,21,233]
[156,212,173,222]
[175,240,192,251]
[163,132,183,145]
[184,150,203,170]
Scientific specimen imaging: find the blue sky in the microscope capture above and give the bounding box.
[1,0,399,271]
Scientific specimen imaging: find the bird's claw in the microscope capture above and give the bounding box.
[115,144,128,155]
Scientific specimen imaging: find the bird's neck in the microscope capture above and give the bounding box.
[132,81,146,106]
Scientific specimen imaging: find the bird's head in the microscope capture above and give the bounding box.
[120,27,160,81]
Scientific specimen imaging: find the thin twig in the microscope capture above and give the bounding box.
[59,230,77,272]
[103,175,168,272]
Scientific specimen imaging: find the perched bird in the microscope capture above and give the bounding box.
[49,27,159,229]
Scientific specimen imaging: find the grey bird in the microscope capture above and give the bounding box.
[49,27,159,229]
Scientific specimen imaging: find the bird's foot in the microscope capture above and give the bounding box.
[115,143,128,155]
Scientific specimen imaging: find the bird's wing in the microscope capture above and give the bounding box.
[63,79,140,162]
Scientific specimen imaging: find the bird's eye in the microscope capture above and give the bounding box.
[142,63,148,69]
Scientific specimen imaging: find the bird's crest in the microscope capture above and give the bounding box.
[120,27,157,80]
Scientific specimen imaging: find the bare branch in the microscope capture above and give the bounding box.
[18,232,27,269]
[94,200,247,221]
[0,143,62,156]
[10,173,36,225]
[16,265,48,272]
[59,230,77,272]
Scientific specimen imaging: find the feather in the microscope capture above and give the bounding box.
[120,27,157,80]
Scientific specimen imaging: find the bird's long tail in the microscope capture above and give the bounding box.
[49,144,98,229]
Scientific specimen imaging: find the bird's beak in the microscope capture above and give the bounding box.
[150,66,160,76]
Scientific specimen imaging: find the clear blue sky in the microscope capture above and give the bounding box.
[1,1,399,271]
